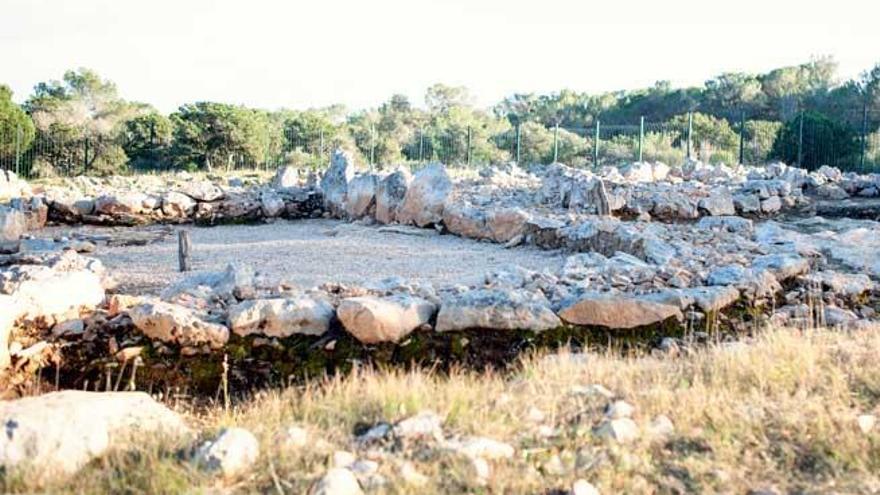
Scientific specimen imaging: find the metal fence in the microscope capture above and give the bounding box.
[1,104,879,178]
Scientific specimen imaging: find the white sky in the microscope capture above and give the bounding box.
[3,0,879,114]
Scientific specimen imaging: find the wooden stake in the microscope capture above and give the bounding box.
[178,230,192,272]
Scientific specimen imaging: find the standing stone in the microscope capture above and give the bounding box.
[272,165,300,188]
[321,150,356,216]
[397,163,453,227]
[0,206,25,241]
[344,174,378,219]
[337,295,436,344]
[595,179,611,216]
[375,168,412,224]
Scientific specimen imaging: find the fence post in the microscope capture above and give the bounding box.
[638,116,644,162]
[861,101,869,171]
[466,126,472,166]
[14,124,22,176]
[553,122,559,163]
[593,120,600,167]
[738,110,746,165]
[84,136,90,172]
[515,123,521,164]
[319,128,325,162]
[686,112,693,160]
[418,128,424,162]
[369,124,375,169]
[797,110,804,168]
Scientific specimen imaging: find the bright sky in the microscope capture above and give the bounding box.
[4,0,879,114]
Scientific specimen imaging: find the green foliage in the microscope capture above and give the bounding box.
[123,112,173,170]
[771,111,860,170]
[170,102,282,171]
[670,112,739,164]
[0,85,36,162]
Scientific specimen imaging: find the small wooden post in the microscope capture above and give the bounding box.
[178,231,192,272]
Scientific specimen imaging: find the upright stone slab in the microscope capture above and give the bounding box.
[321,149,356,217]
[397,163,452,227]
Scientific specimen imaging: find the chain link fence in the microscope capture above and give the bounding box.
[1,103,878,177]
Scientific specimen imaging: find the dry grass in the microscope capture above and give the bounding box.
[5,325,880,494]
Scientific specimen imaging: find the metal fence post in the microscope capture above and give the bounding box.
[638,116,644,162]
[369,124,375,169]
[861,101,869,170]
[418,127,424,162]
[515,123,521,164]
[797,110,804,168]
[319,128,325,162]
[14,124,22,176]
[686,112,693,160]
[84,136,90,172]
[593,120,600,167]
[552,122,559,163]
[466,126,472,166]
[739,111,746,165]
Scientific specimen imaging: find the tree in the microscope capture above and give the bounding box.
[25,68,142,175]
[170,102,282,171]
[771,111,859,170]
[669,112,739,164]
[0,85,36,168]
[425,84,473,114]
[122,112,173,170]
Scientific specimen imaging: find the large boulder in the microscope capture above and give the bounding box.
[14,269,105,325]
[129,301,229,349]
[698,192,736,216]
[344,174,378,219]
[337,295,436,344]
[161,191,197,218]
[321,150,356,216]
[486,208,530,243]
[226,297,334,337]
[94,192,151,216]
[435,288,560,332]
[558,294,682,329]
[260,190,285,218]
[180,181,224,202]
[0,206,26,241]
[442,202,488,240]
[375,169,411,224]
[398,163,453,227]
[0,391,189,479]
[272,165,300,189]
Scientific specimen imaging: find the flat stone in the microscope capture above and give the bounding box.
[337,295,436,344]
[227,297,334,337]
[558,294,682,329]
[435,288,560,333]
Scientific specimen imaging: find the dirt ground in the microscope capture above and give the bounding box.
[40,219,565,295]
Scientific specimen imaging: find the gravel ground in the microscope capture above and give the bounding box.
[42,219,565,295]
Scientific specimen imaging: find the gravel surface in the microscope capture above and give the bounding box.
[43,219,565,295]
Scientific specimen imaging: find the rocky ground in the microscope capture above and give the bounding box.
[0,154,879,491]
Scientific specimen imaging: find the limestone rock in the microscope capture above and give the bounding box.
[344,174,378,219]
[311,468,363,495]
[260,191,285,218]
[558,294,682,329]
[0,206,27,242]
[0,391,189,478]
[161,191,196,218]
[129,301,229,348]
[94,192,150,216]
[193,427,260,478]
[321,149,356,216]
[272,165,300,189]
[486,207,530,243]
[227,297,334,337]
[180,181,224,202]
[698,192,736,216]
[398,163,453,227]
[594,418,638,443]
[435,288,560,332]
[337,295,436,344]
[375,168,411,224]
